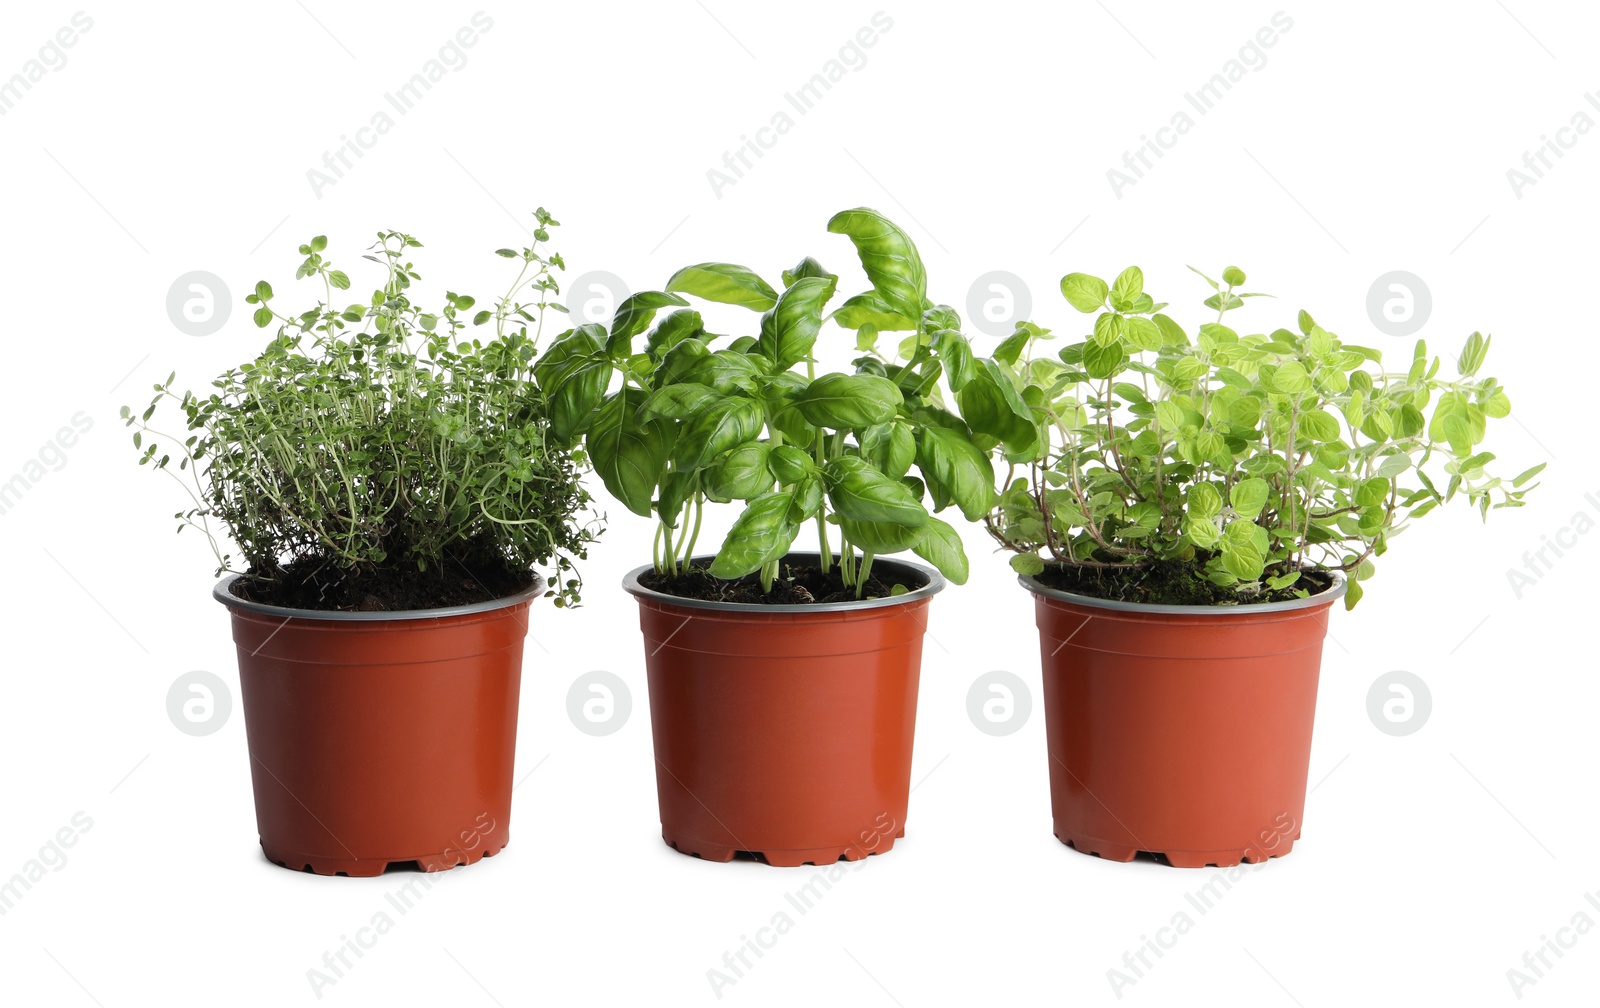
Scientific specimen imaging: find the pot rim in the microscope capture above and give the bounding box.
[212,571,547,621]
[622,551,944,613]
[1019,567,1347,616]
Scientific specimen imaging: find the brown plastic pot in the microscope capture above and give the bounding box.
[1023,571,1346,868]
[214,574,544,877]
[624,553,942,867]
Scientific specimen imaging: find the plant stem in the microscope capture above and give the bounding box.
[856,552,875,598]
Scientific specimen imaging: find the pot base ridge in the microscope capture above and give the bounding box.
[663,825,906,867]
[261,831,509,877]
[1054,826,1301,868]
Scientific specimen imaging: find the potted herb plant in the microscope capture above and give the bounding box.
[952,264,1539,867]
[541,208,984,865]
[125,210,599,875]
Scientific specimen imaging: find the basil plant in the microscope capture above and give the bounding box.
[972,265,1540,608]
[535,208,990,597]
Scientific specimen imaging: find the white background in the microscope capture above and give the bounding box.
[1,1,1595,1004]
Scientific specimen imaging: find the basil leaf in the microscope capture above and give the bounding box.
[793,373,903,430]
[665,262,779,311]
[825,456,928,527]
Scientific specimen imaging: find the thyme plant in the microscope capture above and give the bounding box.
[125,209,600,607]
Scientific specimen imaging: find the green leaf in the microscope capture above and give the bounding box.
[1184,515,1221,549]
[252,306,273,328]
[1440,414,1474,455]
[688,349,763,395]
[1512,463,1546,488]
[917,426,997,520]
[654,337,711,386]
[1356,477,1390,507]
[768,444,815,483]
[861,421,916,479]
[1092,312,1121,348]
[1124,316,1162,352]
[608,291,689,354]
[534,325,611,442]
[781,256,835,287]
[657,470,695,528]
[1270,361,1312,394]
[255,280,273,302]
[1110,266,1144,308]
[705,440,774,500]
[993,328,1032,366]
[839,517,922,555]
[1482,388,1511,418]
[1458,332,1489,378]
[665,262,780,311]
[644,309,706,361]
[1395,404,1423,439]
[958,360,1038,455]
[1082,341,1125,380]
[1230,477,1270,519]
[793,373,903,430]
[926,334,974,399]
[535,324,608,388]
[640,383,724,421]
[1154,400,1184,432]
[1059,273,1108,313]
[587,388,673,517]
[1299,409,1342,442]
[912,517,969,584]
[1010,553,1046,576]
[789,472,824,522]
[825,455,928,526]
[1221,265,1246,286]
[1153,313,1188,346]
[758,274,837,369]
[1220,537,1265,580]
[829,291,919,332]
[677,397,765,470]
[827,208,927,322]
[1187,482,1222,519]
[549,357,610,442]
[709,492,798,578]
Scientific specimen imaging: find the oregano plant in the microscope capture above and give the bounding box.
[124,209,602,609]
[538,208,990,599]
[966,265,1540,608]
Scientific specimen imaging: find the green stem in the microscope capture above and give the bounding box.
[815,507,832,572]
[856,552,875,598]
[683,493,705,568]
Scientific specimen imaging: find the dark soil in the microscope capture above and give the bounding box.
[230,553,535,612]
[1035,559,1334,606]
[638,558,921,604]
